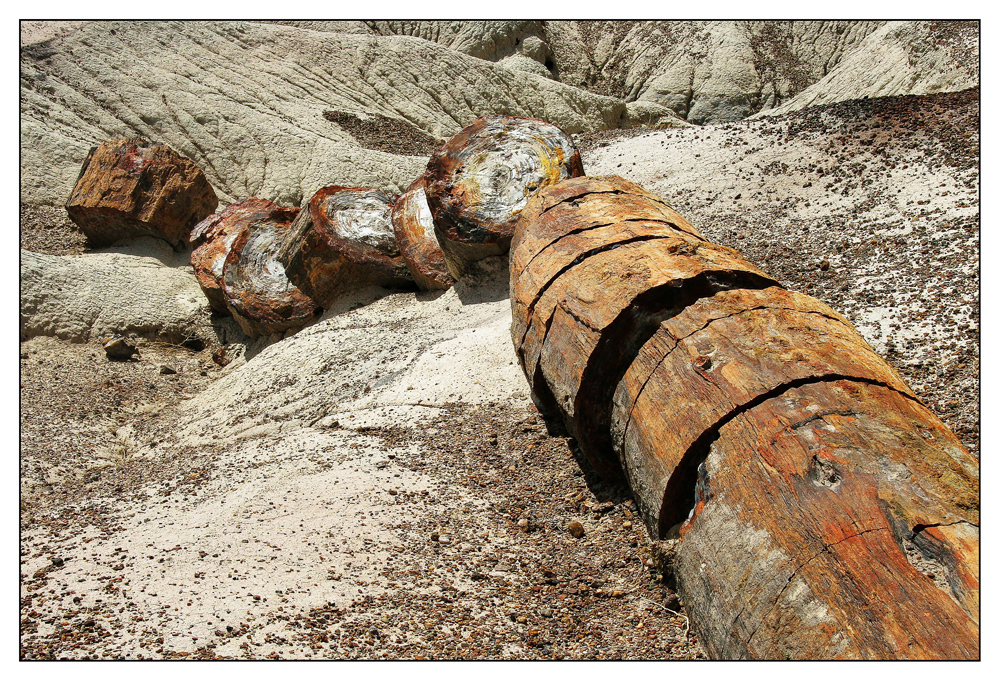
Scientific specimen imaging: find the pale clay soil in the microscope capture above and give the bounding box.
[19,88,978,659]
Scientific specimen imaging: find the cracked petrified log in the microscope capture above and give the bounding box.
[190,198,289,314]
[65,137,218,249]
[391,175,456,291]
[277,186,415,307]
[425,115,584,279]
[222,208,322,339]
[510,175,979,659]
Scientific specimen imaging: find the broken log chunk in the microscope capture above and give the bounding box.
[390,175,456,291]
[277,186,415,307]
[190,198,287,314]
[610,286,915,532]
[425,115,585,279]
[509,175,979,659]
[222,208,322,339]
[65,137,218,249]
[675,380,978,659]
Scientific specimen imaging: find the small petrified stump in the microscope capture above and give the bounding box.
[425,115,584,279]
[278,187,415,307]
[191,198,289,314]
[391,176,456,291]
[65,138,218,249]
[222,210,322,339]
[510,175,980,659]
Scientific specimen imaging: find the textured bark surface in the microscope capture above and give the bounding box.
[222,208,322,339]
[278,186,414,307]
[190,198,285,314]
[509,175,980,659]
[65,137,218,249]
[390,175,456,291]
[676,380,978,659]
[425,115,585,279]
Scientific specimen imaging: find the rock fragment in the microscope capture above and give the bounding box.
[390,175,456,290]
[278,186,415,307]
[425,115,584,279]
[65,137,218,249]
[102,336,138,361]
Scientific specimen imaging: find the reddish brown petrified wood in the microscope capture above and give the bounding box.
[508,175,979,659]
[425,115,585,279]
[65,137,218,249]
[190,198,287,313]
[222,209,322,339]
[391,175,456,291]
[278,186,414,307]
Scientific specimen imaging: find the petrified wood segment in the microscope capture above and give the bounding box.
[676,380,979,659]
[390,176,456,291]
[190,198,286,314]
[278,186,414,307]
[222,210,322,339]
[509,175,979,659]
[610,286,915,533]
[65,137,218,249]
[425,115,585,279]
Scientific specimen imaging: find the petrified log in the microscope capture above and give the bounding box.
[277,186,414,307]
[390,175,456,291]
[65,137,218,249]
[222,209,322,339]
[510,175,979,659]
[190,198,286,314]
[425,115,585,279]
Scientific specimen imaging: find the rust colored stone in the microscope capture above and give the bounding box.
[65,137,218,249]
[190,198,286,314]
[390,175,456,291]
[509,175,979,659]
[278,186,414,307]
[425,115,585,279]
[676,380,978,659]
[222,209,322,339]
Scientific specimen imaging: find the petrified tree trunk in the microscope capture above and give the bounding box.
[190,198,285,314]
[65,137,218,249]
[510,175,979,659]
[425,115,585,280]
[277,186,414,307]
[222,207,322,339]
[391,175,456,291]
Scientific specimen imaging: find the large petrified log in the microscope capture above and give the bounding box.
[277,186,414,307]
[190,198,286,314]
[510,175,979,659]
[425,115,585,279]
[65,137,218,249]
[222,208,322,339]
[390,175,456,291]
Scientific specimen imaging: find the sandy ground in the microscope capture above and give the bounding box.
[19,88,978,660]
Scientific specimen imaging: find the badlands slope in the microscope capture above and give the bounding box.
[19,21,978,660]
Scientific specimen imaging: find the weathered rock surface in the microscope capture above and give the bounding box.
[191,197,285,313]
[222,208,322,339]
[20,244,213,345]
[356,21,977,124]
[425,115,585,279]
[760,21,979,117]
[391,175,456,291]
[21,21,625,210]
[279,187,414,308]
[65,138,218,248]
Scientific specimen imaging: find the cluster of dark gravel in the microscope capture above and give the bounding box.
[258,403,703,660]
[20,204,88,255]
[322,109,444,157]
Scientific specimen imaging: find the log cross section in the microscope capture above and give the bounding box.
[509,175,979,659]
